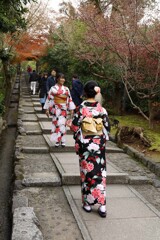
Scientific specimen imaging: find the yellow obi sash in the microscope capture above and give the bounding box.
[54,95,67,104]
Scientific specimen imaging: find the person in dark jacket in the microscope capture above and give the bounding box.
[70,74,84,107]
[37,72,48,113]
[29,70,39,95]
[46,69,56,93]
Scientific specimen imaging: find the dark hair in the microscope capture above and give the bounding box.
[43,72,48,76]
[72,74,78,79]
[84,80,98,98]
[56,73,65,83]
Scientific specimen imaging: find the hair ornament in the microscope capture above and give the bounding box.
[94,86,100,93]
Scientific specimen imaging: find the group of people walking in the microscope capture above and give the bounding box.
[27,66,110,218]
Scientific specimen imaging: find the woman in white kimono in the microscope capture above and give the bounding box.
[44,73,75,147]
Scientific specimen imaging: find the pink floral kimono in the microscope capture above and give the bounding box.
[71,101,110,206]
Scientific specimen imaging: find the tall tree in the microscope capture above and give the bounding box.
[75,1,160,126]
[0,0,37,118]
[0,0,36,33]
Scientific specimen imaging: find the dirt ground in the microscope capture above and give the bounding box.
[116,132,160,162]
[0,127,16,240]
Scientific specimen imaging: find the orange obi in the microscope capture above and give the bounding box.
[54,95,67,104]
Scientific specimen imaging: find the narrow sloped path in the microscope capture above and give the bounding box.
[12,73,84,240]
[0,77,19,240]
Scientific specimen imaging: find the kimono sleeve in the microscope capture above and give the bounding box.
[99,108,110,141]
[102,108,110,133]
[67,88,76,111]
[70,106,82,133]
[43,88,54,110]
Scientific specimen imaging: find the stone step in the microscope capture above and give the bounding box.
[31,98,40,102]
[20,103,33,107]
[31,94,39,98]
[26,130,42,135]
[43,134,124,153]
[34,107,42,113]
[21,87,29,90]
[128,176,152,185]
[21,95,31,98]
[20,95,30,98]
[22,172,61,187]
[22,146,49,153]
[22,122,42,135]
[25,99,33,102]
[12,90,19,94]
[36,114,52,121]
[61,172,129,185]
[39,121,75,135]
[33,102,41,107]
[20,114,38,122]
[22,110,35,114]
[50,153,129,185]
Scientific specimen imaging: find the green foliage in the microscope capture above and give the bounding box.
[21,61,36,71]
[0,0,36,33]
[41,42,70,73]
[65,20,87,52]
[40,45,93,88]
[8,65,17,76]
[40,28,92,85]
[0,48,14,61]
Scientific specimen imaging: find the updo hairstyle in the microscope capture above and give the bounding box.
[84,80,99,98]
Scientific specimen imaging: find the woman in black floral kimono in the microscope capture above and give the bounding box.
[70,81,110,217]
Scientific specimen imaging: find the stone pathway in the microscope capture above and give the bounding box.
[12,73,160,240]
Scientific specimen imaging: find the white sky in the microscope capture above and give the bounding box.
[41,0,160,15]
[39,0,160,22]
[42,0,79,12]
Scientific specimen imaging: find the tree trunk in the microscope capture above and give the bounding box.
[121,84,128,114]
[36,60,39,73]
[113,82,122,115]
[148,100,159,129]
[2,60,13,119]
[16,63,21,75]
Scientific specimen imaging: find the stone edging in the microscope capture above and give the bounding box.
[122,144,160,177]
[12,76,44,240]
[109,135,160,180]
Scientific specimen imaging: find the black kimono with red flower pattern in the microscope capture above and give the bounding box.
[71,101,110,206]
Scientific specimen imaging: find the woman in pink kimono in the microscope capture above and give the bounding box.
[44,73,75,147]
[70,81,110,218]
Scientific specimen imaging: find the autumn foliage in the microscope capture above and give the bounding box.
[11,32,48,63]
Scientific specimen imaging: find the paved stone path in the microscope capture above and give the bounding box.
[12,74,160,240]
